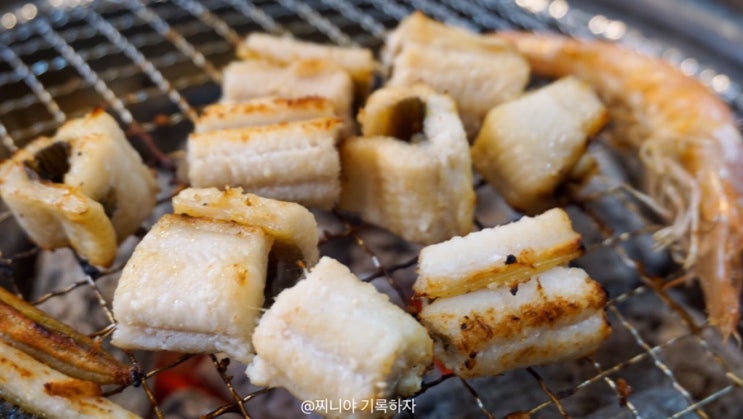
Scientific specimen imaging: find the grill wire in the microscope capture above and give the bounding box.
[1,0,742,418]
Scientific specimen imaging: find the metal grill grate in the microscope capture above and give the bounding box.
[1,1,742,418]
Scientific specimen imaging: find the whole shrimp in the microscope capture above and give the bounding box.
[495,32,743,339]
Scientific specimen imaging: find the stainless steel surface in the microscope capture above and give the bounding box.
[0,1,742,418]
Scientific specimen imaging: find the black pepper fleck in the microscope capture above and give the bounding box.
[505,254,517,265]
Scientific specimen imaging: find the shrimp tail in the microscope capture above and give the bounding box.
[698,220,742,341]
[495,31,743,339]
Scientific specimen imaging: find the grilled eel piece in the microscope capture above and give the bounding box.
[112,213,272,363]
[382,11,529,138]
[0,287,139,418]
[0,110,157,267]
[237,33,376,101]
[0,286,137,386]
[472,76,608,214]
[187,116,344,210]
[247,257,433,418]
[0,338,139,419]
[221,59,354,131]
[113,188,320,363]
[414,208,610,378]
[419,266,610,378]
[339,84,475,244]
[414,208,583,299]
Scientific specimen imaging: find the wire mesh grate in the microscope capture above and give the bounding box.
[1,0,742,418]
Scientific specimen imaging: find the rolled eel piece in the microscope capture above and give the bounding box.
[172,186,319,266]
[194,96,336,133]
[0,110,157,267]
[419,266,611,378]
[187,117,343,209]
[237,33,376,100]
[112,214,272,363]
[382,12,529,138]
[54,110,158,240]
[413,208,583,299]
[472,77,608,214]
[247,257,433,418]
[339,84,474,244]
[221,59,354,128]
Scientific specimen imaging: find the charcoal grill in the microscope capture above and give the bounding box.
[1,0,742,418]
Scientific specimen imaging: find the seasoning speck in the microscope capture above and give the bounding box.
[616,377,632,406]
[153,114,170,127]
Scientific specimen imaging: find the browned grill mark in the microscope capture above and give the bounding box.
[0,356,34,379]
[199,97,331,121]
[449,283,607,353]
[44,379,102,398]
[189,116,343,143]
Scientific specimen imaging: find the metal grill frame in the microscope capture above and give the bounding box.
[0,0,742,418]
